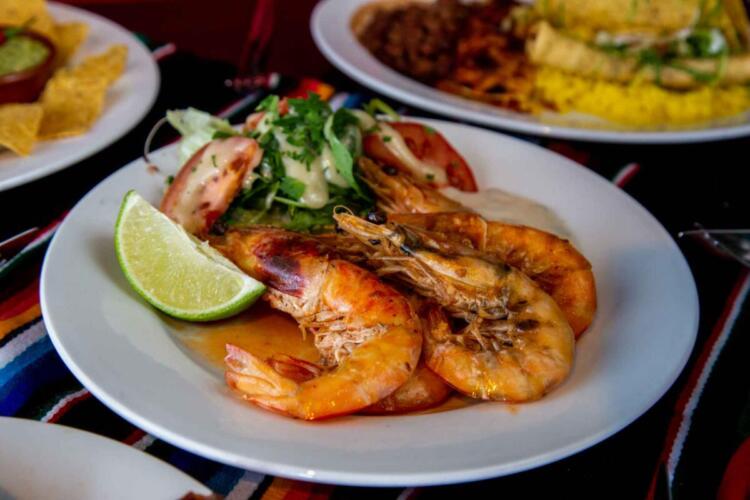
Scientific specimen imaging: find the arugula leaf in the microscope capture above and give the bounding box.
[332,108,362,157]
[166,108,238,164]
[323,110,368,198]
[279,177,306,200]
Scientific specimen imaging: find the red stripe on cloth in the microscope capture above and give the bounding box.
[613,163,641,188]
[718,437,750,500]
[33,211,68,243]
[122,429,146,446]
[44,390,93,424]
[0,278,39,321]
[647,270,750,499]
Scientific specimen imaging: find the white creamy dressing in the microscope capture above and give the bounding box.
[441,187,573,240]
[276,133,330,209]
[349,110,448,185]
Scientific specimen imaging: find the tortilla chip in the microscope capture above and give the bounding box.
[0,0,56,40]
[0,104,43,156]
[53,22,89,65]
[69,44,128,85]
[37,71,108,140]
[37,45,127,140]
[0,0,45,25]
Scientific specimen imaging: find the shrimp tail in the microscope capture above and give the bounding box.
[224,344,298,399]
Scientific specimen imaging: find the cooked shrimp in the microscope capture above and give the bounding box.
[361,361,452,414]
[358,157,596,336]
[333,213,574,401]
[249,352,450,415]
[389,212,596,337]
[161,137,262,236]
[421,302,573,402]
[212,227,422,420]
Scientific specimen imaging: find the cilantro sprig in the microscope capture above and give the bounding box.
[274,94,331,167]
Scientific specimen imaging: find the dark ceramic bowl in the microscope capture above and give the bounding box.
[0,29,57,105]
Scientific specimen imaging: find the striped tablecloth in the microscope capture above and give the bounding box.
[1,41,750,500]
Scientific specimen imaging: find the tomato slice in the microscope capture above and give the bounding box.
[363,122,478,192]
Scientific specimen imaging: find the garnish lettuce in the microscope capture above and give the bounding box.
[166,108,237,163]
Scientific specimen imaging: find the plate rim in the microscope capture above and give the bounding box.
[311,0,750,144]
[0,2,160,192]
[0,416,212,496]
[40,117,699,486]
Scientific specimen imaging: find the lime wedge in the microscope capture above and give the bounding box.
[114,190,265,321]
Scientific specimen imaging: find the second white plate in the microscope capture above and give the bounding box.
[0,3,160,191]
[312,0,750,143]
[0,417,211,499]
[41,119,698,486]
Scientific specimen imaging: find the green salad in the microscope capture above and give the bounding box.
[165,94,387,233]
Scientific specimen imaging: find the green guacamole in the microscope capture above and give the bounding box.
[0,35,50,76]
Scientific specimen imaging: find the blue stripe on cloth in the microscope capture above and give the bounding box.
[0,340,66,415]
[204,465,248,496]
[0,332,52,387]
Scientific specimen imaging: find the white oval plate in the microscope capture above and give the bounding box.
[312,0,750,144]
[0,2,159,192]
[41,119,698,486]
[0,417,211,499]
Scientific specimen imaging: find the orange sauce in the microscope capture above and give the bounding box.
[172,302,317,369]
[171,304,516,416]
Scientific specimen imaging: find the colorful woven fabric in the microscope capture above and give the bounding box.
[1,41,749,500]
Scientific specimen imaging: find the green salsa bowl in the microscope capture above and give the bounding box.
[0,28,56,105]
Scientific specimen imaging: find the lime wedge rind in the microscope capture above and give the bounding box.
[114,190,265,322]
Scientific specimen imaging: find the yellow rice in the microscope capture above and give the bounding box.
[534,67,750,126]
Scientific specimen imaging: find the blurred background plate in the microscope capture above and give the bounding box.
[312,0,750,144]
[0,2,159,192]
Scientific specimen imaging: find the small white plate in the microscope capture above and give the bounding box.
[0,2,159,192]
[0,417,211,499]
[41,119,698,486]
[312,0,750,143]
